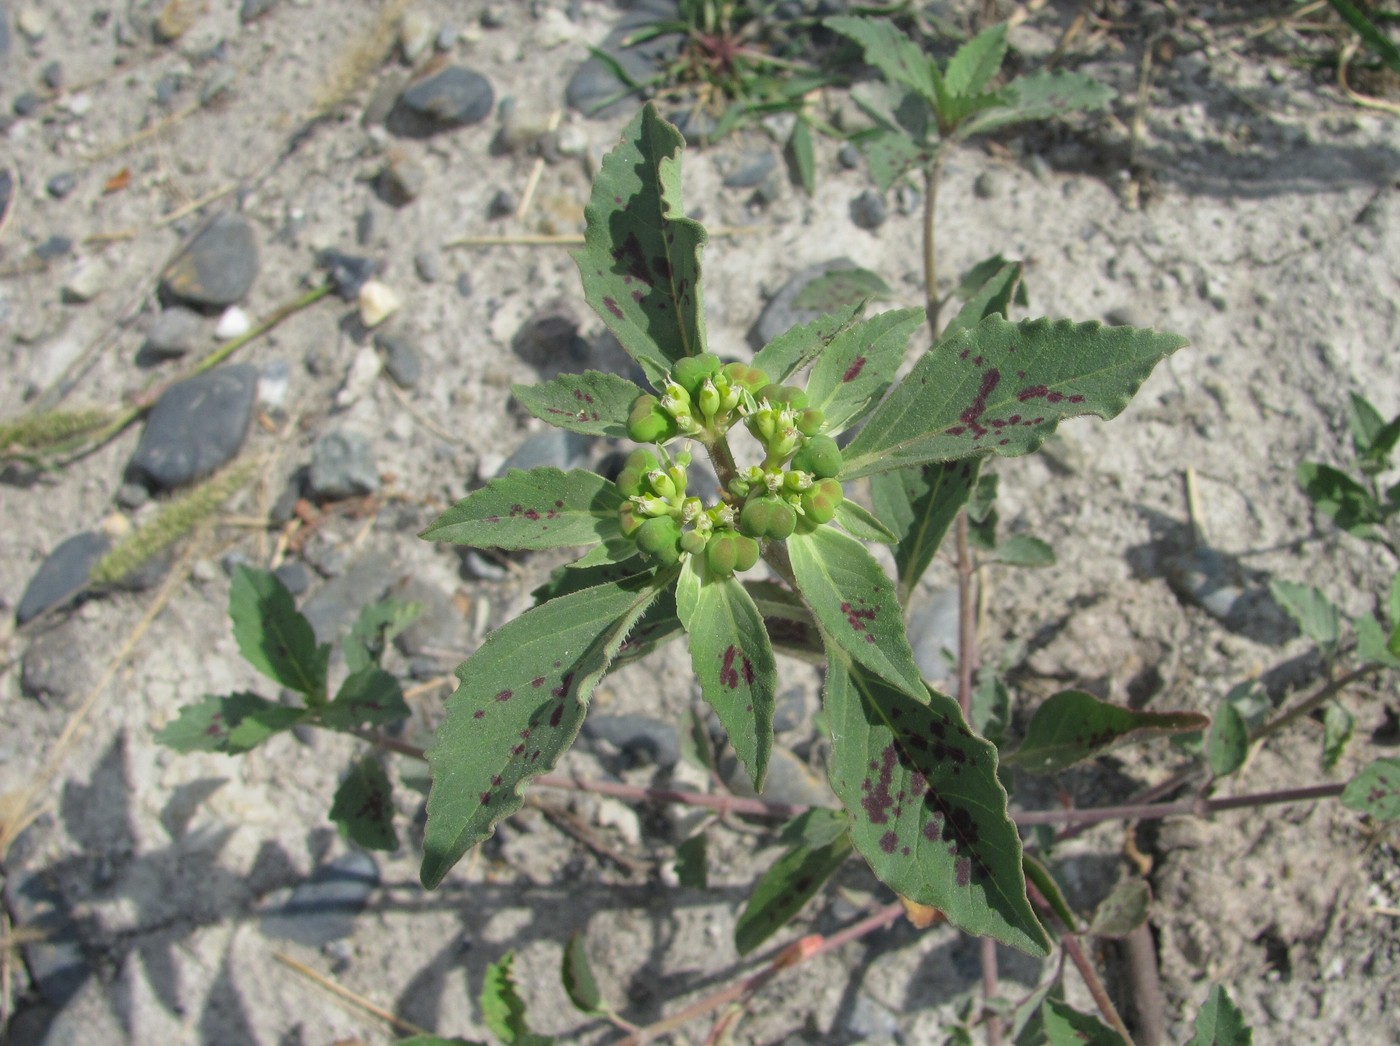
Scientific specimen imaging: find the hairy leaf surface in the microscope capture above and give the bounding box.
[1187,985,1253,1046]
[834,499,898,544]
[824,656,1049,955]
[788,525,927,701]
[735,809,852,954]
[960,69,1116,138]
[751,302,864,385]
[826,16,937,106]
[512,372,642,438]
[841,316,1187,479]
[574,104,706,384]
[318,667,410,732]
[422,468,623,551]
[1007,691,1209,774]
[422,573,666,887]
[155,692,302,754]
[806,308,924,434]
[229,565,329,699]
[943,23,1008,98]
[871,458,980,603]
[942,260,1025,344]
[793,268,895,312]
[1342,756,1400,819]
[330,755,398,851]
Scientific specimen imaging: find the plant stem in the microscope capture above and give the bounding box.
[1027,882,1135,1045]
[615,902,904,1045]
[922,150,947,336]
[1252,662,1382,743]
[981,935,1002,1046]
[1012,782,1345,827]
[955,511,977,721]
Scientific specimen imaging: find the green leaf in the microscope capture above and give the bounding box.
[574,103,706,385]
[1297,461,1385,540]
[858,124,931,192]
[944,23,1008,98]
[1346,391,1387,456]
[788,117,815,196]
[422,469,623,551]
[155,692,303,754]
[840,315,1187,480]
[1355,614,1400,669]
[1187,984,1253,1046]
[481,952,552,1046]
[806,308,925,435]
[676,557,776,790]
[1321,701,1353,770]
[792,268,895,312]
[788,525,928,701]
[972,672,1012,750]
[871,458,980,603]
[344,598,422,675]
[318,667,410,732]
[826,16,938,106]
[421,573,668,888]
[329,755,399,851]
[824,656,1048,955]
[943,260,1026,344]
[1207,698,1249,779]
[990,535,1055,567]
[834,499,898,544]
[675,833,708,888]
[229,565,329,699]
[1023,854,1078,933]
[561,932,608,1017]
[1269,580,1341,653]
[959,69,1116,138]
[752,301,864,385]
[1007,691,1209,774]
[1328,0,1400,72]
[1089,877,1151,939]
[735,809,852,954]
[678,706,716,773]
[1342,757,1400,820]
[1041,998,1126,1046]
[512,372,642,438]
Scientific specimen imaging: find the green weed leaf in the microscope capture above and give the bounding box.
[959,69,1115,138]
[421,572,668,888]
[396,1037,487,1046]
[1089,877,1151,938]
[1041,998,1126,1045]
[155,692,303,754]
[229,566,329,699]
[871,458,980,603]
[318,667,410,732]
[1023,854,1078,933]
[735,809,852,954]
[1007,691,1209,774]
[789,117,816,196]
[1187,984,1253,1046]
[834,499,898,544]
[329,755,399,851]
[858,123,931,191]
[676,558,776,790]
[1269,580,1341,653]
[1297,461,1385,540]
[344,598,422,675]
[574,103,706,385]
[944,23,1008,98]
[562,932,608,1017]
[824,655,1049,956]
[827,16,937,107]
[990,535,1055,567]
[788,524,927,701]
[422,468,623,551]
[675,833,707,888]
[752,302,864,385]
[1355,614,1400,669]
[943,260,1026,343]
[481,952,552,1046]
[1207,698,1249,778]
[806,308,925,434]
[792,268,895,313]
[512,372,642,438]
[1342,756,1400,819]
[840,316,1186,480]
[1322,701,1353,770]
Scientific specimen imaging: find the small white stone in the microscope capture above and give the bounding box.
[64,93,94,117]
[357,279,401,328]
[17,7,46,40]
[335,346,382,408]
[214,305,251,339]
[595,798,642,847]
[62,259,108,302]
[532,7,578,49]
[399,11,434,64]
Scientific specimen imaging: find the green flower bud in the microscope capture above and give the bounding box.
[801,477,844,524]
[784,469,814,493]
[636,515,682,560]
[791,434,843,479]
[705,531,760,576]
[768,426,802,463]
[697,378,722,421]
[648,469,678,501]
[747,406,778,444]
[628,395,678,444]
[727,476,751,499]
[660,381,692,418]
[673,353,722,395]
[634,494,672,518]
[796,407,825,437]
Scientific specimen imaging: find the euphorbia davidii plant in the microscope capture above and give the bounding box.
[416,103,1186,957]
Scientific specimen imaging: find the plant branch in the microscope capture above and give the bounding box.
[955,512,977,721]
[1027,882,1134,1045]
[1253,662,1383,743]
[1012,782,1345,827]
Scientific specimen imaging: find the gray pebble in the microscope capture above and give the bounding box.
[908,587,960,690]
[154,73,181,107]
[388,577,461,661]
[749,257,857,349]
[115,482,150,509]
[894,183,920,215]
[46,171,78,198]
[512,302,587,366]
[16,532,111,624]
[389,65,494,135]
[566,1,681,118]
[723,150,777,189]
[127,365,258,490]
[583,714,679,769]
[301,554,396,644]
[480,5,508,29]
[13,92,38,117]
[355,206,375,245]
[34,235,73,261]
[846,992,900,1043]
[498,428,592,475]
[375,332,422,388]
[973,171,1000,199]
[143,306,204,359]
[42,60,63,90]
[273,560,312,596]
[161,212,259,307]
[838,142,861,169]
[413,250,441,283]
[487,188,516,219]
[377,150,427,205]
[1165,546,1246,622]
[318,248,378,300]
[240,0,280,23]
[455,272,473,298]
[21,620,92,702]
[309,430,379,500]
[436,25,457,51]
[850,189,887,230]
[62,260,108,303]
[720,746,837,807]
[261,851,380,947]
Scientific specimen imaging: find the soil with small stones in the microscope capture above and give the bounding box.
[2,2,1398,1044]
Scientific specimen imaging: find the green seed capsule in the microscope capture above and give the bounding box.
[739,496,797,540]
[618,502,642,536]
[673,353,722,395]
[801,477,844,524]
[679,529,707,555]
[796,407,825,437]
[791,434,843,479]
[636,515,682,557]
[722,361,769,393]
[628,395,678,444]
[759,384,808,410]
[705,531,760,576]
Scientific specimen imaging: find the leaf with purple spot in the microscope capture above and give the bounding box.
[1005,690,1209,774]
[155,692,303,754]
[840,315,1187,480]
[805,307,924,435]
[421,468,623,552]
[823,654,1049,956]
[1342,756,1400,820]
[421,570,670,888]
[512,371,643,439]
[735,809,852,954]
[329,755,399,852]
